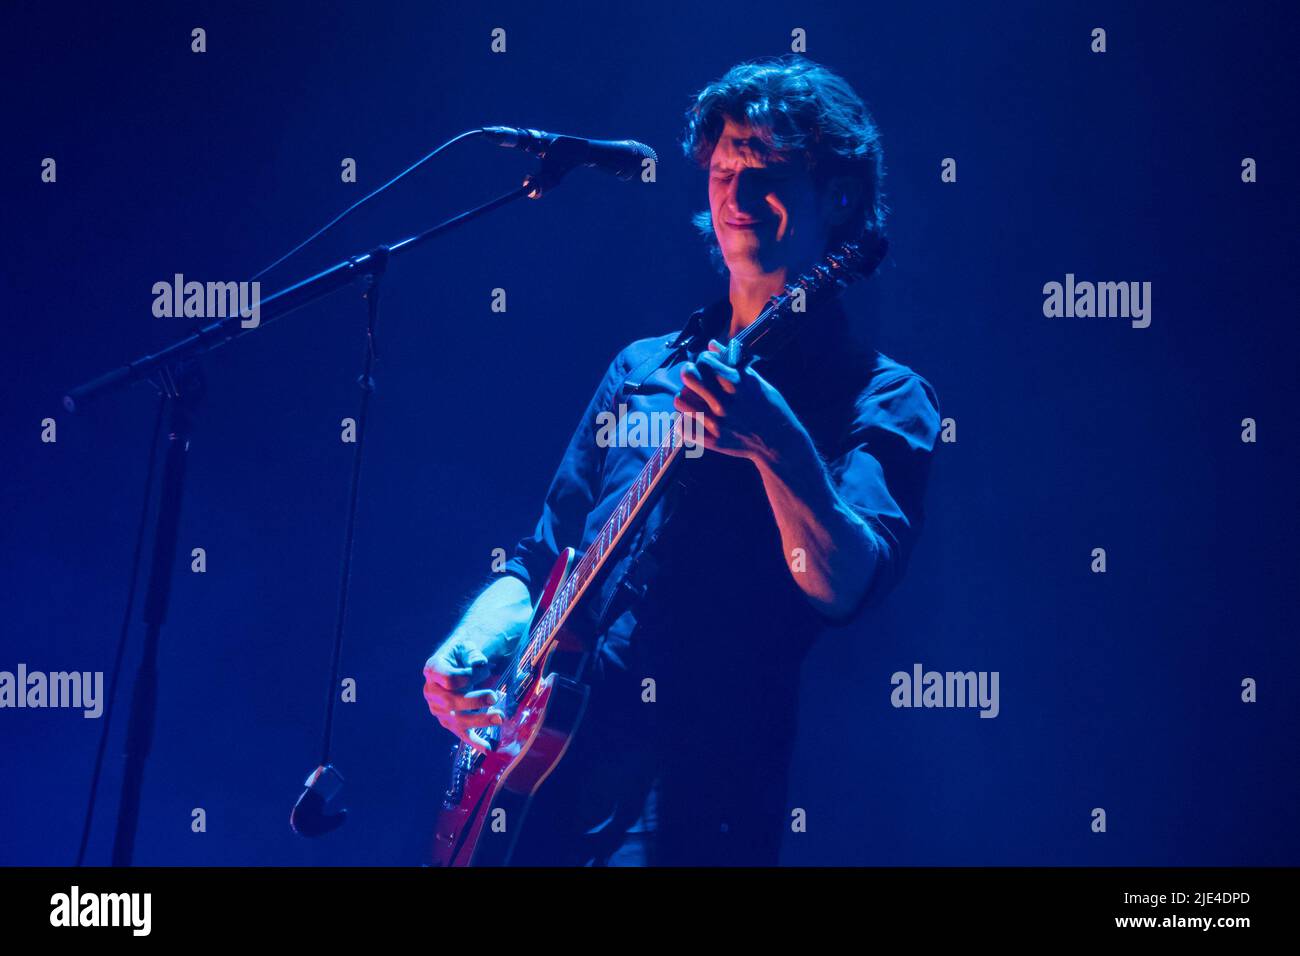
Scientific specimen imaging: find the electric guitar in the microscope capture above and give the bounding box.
[430,234,888,865]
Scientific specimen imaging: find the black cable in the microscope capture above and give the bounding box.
[318,274,381,766]
[250,128,486,281]
[75,392,167,866]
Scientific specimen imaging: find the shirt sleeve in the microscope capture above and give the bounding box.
[501,349,629,607]
[823,369,941,621]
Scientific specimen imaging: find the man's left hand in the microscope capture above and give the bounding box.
[674,340,805,466]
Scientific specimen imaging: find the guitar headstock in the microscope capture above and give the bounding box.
[792,233,888,300]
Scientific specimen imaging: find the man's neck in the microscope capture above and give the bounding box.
[727,268,789,339]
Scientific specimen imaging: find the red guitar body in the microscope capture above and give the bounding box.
[431,548,589,866]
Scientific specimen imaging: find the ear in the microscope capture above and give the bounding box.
[821,175,864,228]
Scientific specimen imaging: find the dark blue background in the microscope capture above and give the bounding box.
[2,0,1296,865]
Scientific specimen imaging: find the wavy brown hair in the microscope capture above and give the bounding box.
[682,55,886,268]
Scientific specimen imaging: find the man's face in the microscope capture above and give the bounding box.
[708,116,829,278]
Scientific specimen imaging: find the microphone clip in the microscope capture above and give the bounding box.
[521,135,590,199]
[290,763,348,837]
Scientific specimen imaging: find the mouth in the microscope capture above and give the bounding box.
[723,216,762,230]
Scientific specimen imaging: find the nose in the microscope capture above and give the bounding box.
[731,167,770,216]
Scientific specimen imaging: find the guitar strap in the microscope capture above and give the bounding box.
[588,299,740,646]
[581,319,702,653]
[616,295,737,397]
[616,328,692,398]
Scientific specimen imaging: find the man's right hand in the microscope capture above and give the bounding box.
[423,639,506,754]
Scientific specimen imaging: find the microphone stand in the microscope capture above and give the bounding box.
[68,151,581,864]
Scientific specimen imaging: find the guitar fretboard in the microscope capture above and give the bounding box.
[516,411,690,680]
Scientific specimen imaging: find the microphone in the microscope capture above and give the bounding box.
[481,126,657,181]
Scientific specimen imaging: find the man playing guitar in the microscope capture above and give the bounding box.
[423,55,940,866]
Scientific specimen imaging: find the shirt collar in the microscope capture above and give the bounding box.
[672,297,731,352]
[678,294,854,359]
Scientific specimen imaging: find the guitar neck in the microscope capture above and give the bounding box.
[528,412,691,654]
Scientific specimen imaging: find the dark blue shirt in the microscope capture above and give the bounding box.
[502,297,940,865]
